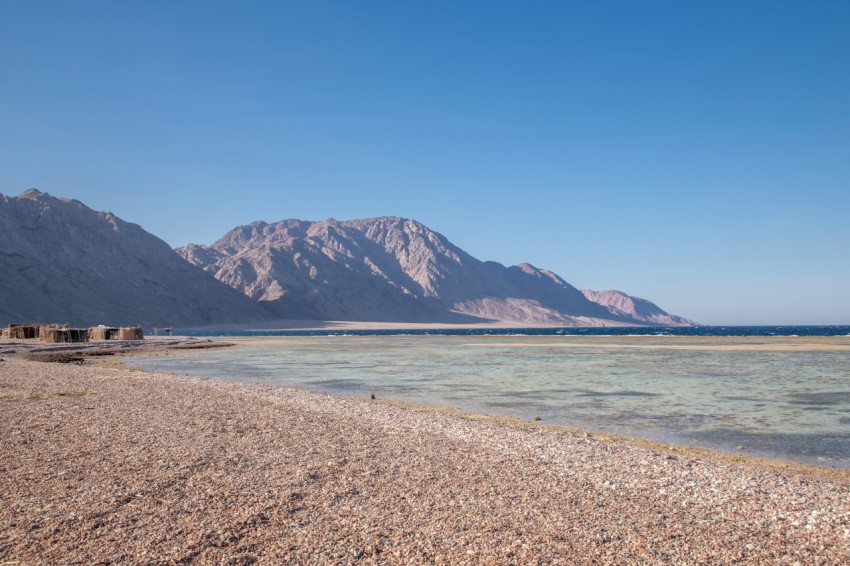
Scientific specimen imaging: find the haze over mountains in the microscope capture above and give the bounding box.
[0,189,695,328]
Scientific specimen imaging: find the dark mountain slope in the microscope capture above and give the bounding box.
[0,189,273,327]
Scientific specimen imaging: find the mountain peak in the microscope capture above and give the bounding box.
[18,188,48,199]
[14,188,91,211]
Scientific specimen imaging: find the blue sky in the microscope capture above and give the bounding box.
[2,1,848,325]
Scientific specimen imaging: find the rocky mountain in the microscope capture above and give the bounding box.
[581,289,695,326]
[178,216,695,326]
[0,189,273,327]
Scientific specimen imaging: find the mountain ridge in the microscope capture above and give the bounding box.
[178,215,696,326]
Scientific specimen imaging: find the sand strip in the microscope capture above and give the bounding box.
[2,357,849,564]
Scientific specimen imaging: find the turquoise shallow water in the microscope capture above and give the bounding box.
[130,335,850,468]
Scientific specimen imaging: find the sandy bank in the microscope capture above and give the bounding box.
[182,318,634,332]
[2,357,849,564]
[227,334,850,353]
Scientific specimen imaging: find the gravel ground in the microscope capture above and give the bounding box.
[1,356,849,564]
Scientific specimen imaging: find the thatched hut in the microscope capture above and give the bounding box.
[38,324,67,338]
[41,327,69,343]
[117,326,144,340]
[68,328,88,342]
[88,326,119,341]
[5,324,40,339]
[40,327,88,343]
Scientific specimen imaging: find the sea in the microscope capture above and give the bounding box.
[130,326,850,468]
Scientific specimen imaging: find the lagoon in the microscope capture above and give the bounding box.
[131,334,850,468]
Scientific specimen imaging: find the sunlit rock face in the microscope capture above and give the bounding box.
[581,289,696,327]
[179,216,695,326]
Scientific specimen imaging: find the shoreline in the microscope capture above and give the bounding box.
[0,336,235,361]
[3,345,850,562]
[118,343,850,479]
[127,335,850,473]
[6,336,850,475]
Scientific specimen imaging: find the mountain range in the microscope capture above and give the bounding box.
[0,189,695,328]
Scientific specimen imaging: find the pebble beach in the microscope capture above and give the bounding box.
[2,352,850,564]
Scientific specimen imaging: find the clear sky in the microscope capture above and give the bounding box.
[2,1,848,325]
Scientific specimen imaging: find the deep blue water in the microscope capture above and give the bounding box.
[174,325,850,338]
